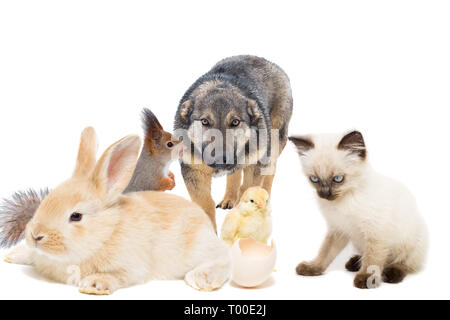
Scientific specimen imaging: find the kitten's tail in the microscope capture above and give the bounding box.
[0,188,49,248]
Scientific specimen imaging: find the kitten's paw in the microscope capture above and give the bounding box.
[185,266,228,292]
[354,272,381,289]
[296,262,324,276]
[79,274,117,295]
[382,266,407,284]
[345,255,362,272]
[216,196,238,210]
[4,244,33,265]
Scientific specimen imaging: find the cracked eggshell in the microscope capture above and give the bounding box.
[231,238,276,288]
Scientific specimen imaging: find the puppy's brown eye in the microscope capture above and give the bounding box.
[167,142,174,148]
[201,119,210,126]
[231,119,240,127]
[70,212,83,222]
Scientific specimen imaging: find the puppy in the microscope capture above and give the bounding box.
[174,55,293,230]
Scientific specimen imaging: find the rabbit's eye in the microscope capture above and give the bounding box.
[70,212,83,222]
[167,142,174,148]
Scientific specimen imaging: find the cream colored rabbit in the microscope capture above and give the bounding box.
[4,127,231,295]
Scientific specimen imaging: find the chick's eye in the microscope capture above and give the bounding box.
[310,176,319,183]
[250,199,254,203]
[333,175,345,183]
[201,119,210,126]
[70,212,83,222]
[167,142,174,148]
[231,119,240,127]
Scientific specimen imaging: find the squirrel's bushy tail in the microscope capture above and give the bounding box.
[0,188,49,248]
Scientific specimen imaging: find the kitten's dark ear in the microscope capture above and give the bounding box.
[289,136,314,156]
[338,130,366,159]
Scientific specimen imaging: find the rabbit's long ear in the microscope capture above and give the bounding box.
[91,135,141,201]
[73,127,98,178]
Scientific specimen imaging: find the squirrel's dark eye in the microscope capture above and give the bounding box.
[70,212,83,222]
[167,142,174,148]
[201,119,210,126]
[231,119,240,127]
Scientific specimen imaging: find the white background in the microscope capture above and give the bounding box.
[0,0,449,300]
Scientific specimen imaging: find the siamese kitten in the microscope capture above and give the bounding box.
[289,131,428,289]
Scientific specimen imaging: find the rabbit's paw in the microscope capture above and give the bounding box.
[79,274,119,295]
[4,244,33,265]
[185,265,228,292]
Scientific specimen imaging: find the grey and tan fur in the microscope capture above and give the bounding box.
[0,109,180,248]
[289,131,428,289]
[174,55,293,230]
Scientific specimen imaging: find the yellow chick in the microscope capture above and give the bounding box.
[220,187,272,246]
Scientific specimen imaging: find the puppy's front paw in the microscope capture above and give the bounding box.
[79,274,117,296]
[354,272,381,289]
[216,197,237,210]
[296,262,324,276]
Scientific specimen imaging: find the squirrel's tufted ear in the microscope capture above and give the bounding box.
[92,135,141,202]
[179,99,194,123]
[74,127,98,178]
[142,108,163,141]
[338,130,366,160]
[289,136,314,156]
[246,99,261,124]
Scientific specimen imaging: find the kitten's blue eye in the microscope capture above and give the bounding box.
[310,176,319,183]
[333,175,344,183]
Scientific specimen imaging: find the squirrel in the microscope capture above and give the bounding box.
[0,108,182,248]
[124,108,182,193]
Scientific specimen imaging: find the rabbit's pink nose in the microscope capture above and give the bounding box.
[32,234,44,242]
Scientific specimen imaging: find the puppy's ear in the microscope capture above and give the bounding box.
[338,130,366,159]
[289,136,314,156]
[247,99,261,124]
[179,100,193,123]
